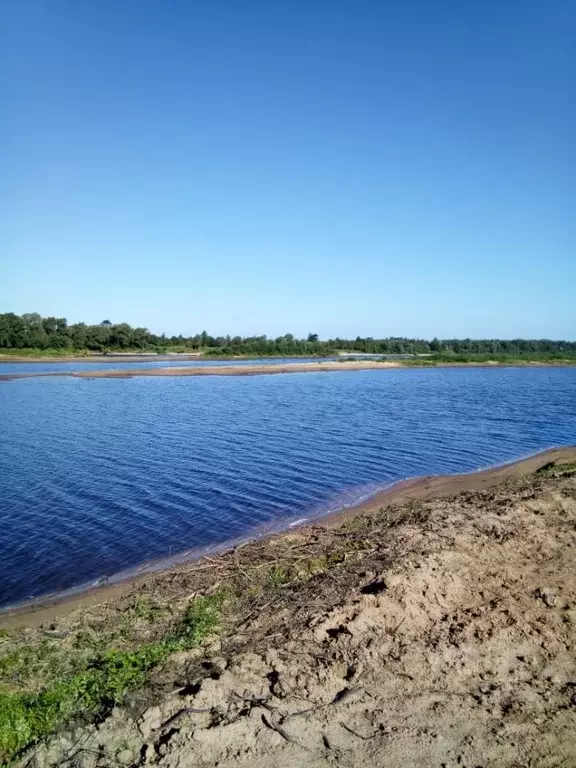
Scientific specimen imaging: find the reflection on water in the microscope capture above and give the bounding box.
[0,366,575,607]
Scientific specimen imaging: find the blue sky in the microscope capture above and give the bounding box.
[2,1,575,339]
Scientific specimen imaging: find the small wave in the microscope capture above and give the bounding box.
[1,366,575,609]
[288,518,308,528]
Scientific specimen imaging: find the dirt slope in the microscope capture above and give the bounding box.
[15,456,576,767]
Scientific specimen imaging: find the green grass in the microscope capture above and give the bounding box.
[400,359,438,367]
[0,347,185,359]
[536,461,576,478]
[0,348,90,358]
[267,566,291,588]
[0,594,224,763]
[400,352,576,366]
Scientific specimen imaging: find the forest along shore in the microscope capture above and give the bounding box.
[1,358,576,381]
[2,313,576,361]
[1,447,576,766]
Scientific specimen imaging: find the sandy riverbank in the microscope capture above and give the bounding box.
[2,446,574,629]
[2,447,575,766]
[321,444,576,527]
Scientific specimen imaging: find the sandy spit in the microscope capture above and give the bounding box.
[0,360,402,381]
[1,359,574,381]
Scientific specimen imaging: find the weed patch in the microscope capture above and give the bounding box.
[536,461,576,479]
[0,593,225,763]
[267,566,290,589]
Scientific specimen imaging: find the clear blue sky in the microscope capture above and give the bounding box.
[2,1,575,339]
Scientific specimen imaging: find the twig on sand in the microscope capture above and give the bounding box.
[160,707,213,730]
[331,686,365,706]
[237,598,277,627]
[281,705,317,721]
[282,687,365,723]
[203,555,224,566]
[261,713,308,749]
[339,722,380,740]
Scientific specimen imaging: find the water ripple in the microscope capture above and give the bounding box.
[1,366,575,607]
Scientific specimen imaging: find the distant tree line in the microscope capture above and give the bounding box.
[0,312,575,357]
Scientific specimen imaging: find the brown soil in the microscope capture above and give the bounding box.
[8,449,576,767]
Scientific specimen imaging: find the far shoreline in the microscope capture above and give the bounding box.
[1,444,574,629]
[0,353,335,364]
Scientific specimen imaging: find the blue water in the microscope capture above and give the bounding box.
[0,366,575,608]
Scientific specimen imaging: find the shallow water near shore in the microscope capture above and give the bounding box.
[1,366,575,608]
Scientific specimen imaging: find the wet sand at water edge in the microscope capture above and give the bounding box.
[2,445,573,629]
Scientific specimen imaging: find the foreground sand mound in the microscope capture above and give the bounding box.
[4,452,576,767]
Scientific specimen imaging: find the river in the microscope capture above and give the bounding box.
[0,365,574,608]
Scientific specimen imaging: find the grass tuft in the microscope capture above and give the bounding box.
[267,566,290,588]
[0,593,225,763]
[536,461,576,479]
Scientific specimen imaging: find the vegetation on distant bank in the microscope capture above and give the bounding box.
[400,352,576,365]
[1,313,575,360]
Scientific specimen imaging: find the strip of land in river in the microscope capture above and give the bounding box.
[0,358,573,381]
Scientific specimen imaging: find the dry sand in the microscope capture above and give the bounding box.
[10,446,576,767]
[0,360,402,381]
